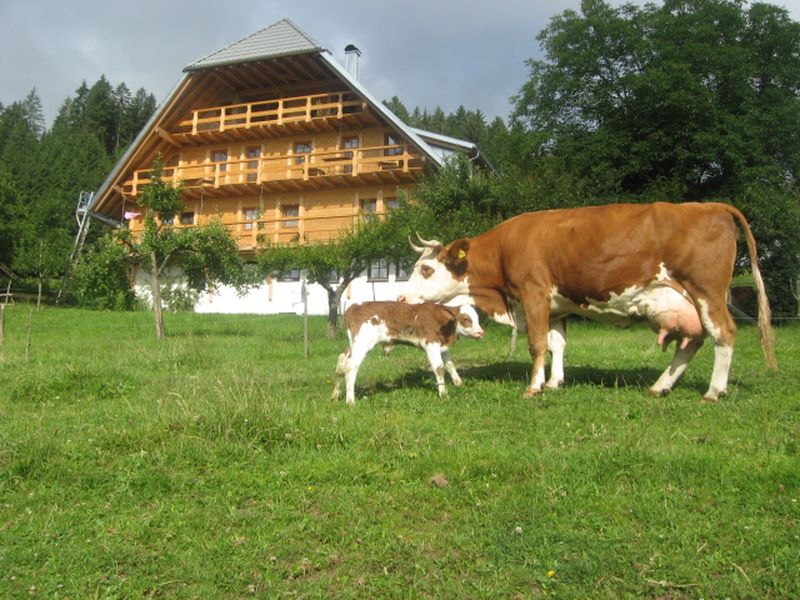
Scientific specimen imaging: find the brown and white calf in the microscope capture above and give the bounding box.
[332,301,483,404]
[400,202,777,401]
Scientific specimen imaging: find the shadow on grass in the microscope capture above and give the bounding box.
[359,361,674,396]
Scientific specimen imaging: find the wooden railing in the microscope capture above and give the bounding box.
[125,145,422,196]
[129,212,391,248]
[172,91,367,135]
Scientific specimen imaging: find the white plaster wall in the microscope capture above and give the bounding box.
[188,274,408,315]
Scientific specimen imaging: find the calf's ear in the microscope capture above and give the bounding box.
[444,239,470,268]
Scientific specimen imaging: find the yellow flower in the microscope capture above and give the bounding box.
[546,570,556,578]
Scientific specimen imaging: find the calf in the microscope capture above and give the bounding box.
[332,301,483,404]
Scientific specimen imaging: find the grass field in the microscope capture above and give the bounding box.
[0,306,798,598]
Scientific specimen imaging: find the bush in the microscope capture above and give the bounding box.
[70,234,135,310]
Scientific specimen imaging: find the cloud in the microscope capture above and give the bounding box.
[3,0,800,126]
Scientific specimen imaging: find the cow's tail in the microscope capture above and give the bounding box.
[727,205,778,369]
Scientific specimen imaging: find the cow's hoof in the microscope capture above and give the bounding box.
[522,387,542,398]
[648,387,671,397]
[701,389,726,403]
[544,379,563,390]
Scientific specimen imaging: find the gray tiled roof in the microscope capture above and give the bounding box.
[184,18,323,71]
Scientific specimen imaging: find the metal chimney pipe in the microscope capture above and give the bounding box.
[344,44,362,80]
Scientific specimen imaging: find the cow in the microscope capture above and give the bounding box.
[332,301,484,404]
[399,202,777,401]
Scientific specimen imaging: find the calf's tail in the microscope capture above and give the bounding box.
[727,205,778,369]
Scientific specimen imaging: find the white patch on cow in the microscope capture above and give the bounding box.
[545,319,566,389]
[655,262,671,282]
[455,305,484,339]
[696,298,732,400]
[402,255,470,304]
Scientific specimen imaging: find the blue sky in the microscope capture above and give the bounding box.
[2,0,800,127]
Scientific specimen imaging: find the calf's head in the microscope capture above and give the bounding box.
[399,235,471,304]
[455,304,483,339]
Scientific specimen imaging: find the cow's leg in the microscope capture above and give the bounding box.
[695,297,737,401]
[424,343,447,396]
[545,318,567,389]
[441,348,462,386]
[649,336,705,396]
[521,293,551,397]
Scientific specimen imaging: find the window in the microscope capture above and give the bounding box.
[395,260,411,281]
[342,136,359,174]
[294,141,312,164]
[212,149,228,172]
[368,258,389,281]
[243,208,259,231]
[180,212,195,225]
[360,198,377,222]
[329,270,340,284]
[282,204,299,229]
[279,269,301,282]
[246,147,261,182]
[384,133,402,156]
[161,215,175,225]
[385,197,399,211]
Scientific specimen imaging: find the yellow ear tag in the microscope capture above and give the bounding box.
[457,249,467,260]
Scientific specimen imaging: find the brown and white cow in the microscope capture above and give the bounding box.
[332,301,483,404]
[399,202,777,401]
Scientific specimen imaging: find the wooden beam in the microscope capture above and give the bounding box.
[156,127,182,147]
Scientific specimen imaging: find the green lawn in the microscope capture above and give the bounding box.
[0,306,798,598]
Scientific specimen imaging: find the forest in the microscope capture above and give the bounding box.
[1,0,799,316]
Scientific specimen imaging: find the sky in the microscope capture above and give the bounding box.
[2,0,800,128]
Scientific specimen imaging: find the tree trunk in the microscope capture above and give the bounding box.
[150,255,165,340]
[326,285,347,338]
[36,278,42,309]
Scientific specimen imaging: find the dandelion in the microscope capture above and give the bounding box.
[547,569,556,578]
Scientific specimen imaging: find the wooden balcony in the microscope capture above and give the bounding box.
[123,144,424,198]
[168,92,375,143]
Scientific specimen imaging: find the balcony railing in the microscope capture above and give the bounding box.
[124,144,423,196]
[171,91,368,137]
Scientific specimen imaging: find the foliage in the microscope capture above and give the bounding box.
[258,218,401,336]
[512,0,800,315]
[70,233,135,310]
[117,158,249,338]
[0,80,155,293]
[0,306,798,597]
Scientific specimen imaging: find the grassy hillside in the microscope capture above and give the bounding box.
[0,307,797,598]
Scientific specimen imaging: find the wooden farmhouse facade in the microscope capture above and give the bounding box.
[90,19,485,314]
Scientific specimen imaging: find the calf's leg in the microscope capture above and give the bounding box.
[441,348,462,386]
[424,343,448,396]
[331,351,349,400]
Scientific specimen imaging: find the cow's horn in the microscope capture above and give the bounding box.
[416,232,443,249]
[408,236,426,254]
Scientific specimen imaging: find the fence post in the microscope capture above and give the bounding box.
[25,307,33,363]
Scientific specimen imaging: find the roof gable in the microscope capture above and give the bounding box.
[185,18,323,72]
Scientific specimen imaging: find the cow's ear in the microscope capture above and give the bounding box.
[445,239,470,267]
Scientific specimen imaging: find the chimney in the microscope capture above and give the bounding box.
[344,44,362,80]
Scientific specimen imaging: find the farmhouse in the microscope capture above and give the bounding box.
[89,18,487,314]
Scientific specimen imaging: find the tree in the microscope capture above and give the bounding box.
[13,221,71,308]
[512,0,800,314]
[258,217,401,337]
[117,158,249,339]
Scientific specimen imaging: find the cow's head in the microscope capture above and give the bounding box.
[399,234,472,304]
[455,304,483,339]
